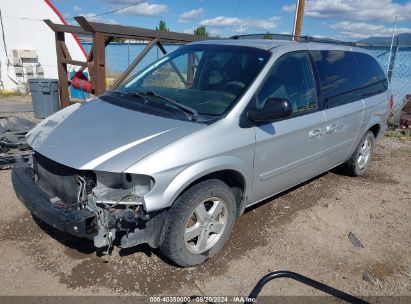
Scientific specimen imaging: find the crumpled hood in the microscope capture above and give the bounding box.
[27,98,205,172]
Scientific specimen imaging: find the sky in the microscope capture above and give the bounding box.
[52,0,411,41]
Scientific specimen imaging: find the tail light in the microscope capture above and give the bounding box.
[389,95,394,111]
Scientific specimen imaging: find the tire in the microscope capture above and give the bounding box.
[160,179,237,267]
[341,131,375,176]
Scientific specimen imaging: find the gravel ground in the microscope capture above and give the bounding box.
[0,95,31,105]
[0,110,409,300]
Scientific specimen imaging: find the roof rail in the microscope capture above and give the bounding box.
[230,33,361,47]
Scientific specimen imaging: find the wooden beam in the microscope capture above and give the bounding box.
[74,16,213,42]
[74,16,95,33]
[55,32,70,108]
[111,38,159,89]
[44,19,89,35]
[61,59,88,67]
[58,41,72,61]
[187,52,195,86]
[92,32,106,95]
[157,41,188,87]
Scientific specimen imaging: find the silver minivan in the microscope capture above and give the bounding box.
[12,38,391,266]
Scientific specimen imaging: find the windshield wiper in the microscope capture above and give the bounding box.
[109,90,198,121]
[110,90,146,99]
[141,91,198,121]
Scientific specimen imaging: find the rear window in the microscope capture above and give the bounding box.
[354,52,388,98]
[310,50,362,108]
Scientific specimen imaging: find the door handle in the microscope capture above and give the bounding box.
[309,128,324,139]
[326,123,339,134]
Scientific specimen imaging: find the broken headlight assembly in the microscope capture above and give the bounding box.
[92,171,154,207]
[90,172,155,250]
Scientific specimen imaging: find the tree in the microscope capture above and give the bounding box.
[156,20,169,32]
[194,25,208,37]
[112,37,126,42]
[263,31,273,40]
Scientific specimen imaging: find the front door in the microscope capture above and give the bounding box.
[250,51,329,203]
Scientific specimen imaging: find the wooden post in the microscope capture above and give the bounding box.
[92,32,106,95]
[157,41,188,87]
[55,32,70,108]
[292,0,305,39]
[187,52,195,86]
[46,17,217,101]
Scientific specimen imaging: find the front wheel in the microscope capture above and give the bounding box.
[160,179,237,267]
[341,131,375,176]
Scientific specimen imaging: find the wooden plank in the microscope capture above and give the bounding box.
[92,32,106,95]
[74,16,95,33]
[111,38,159,89]
[157,41,188,87]
[187,52,195,85]
[55,32,70,108]
[59,41,72,61]
[44,19,89,35]
[61,59,87,67]
[79,37,112,73]
[74,16,213,42]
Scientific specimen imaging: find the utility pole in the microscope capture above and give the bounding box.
[292,0,305,40]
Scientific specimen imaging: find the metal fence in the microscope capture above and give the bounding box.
[365,45,411,111]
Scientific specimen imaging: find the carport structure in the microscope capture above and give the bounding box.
[44,17,212,108]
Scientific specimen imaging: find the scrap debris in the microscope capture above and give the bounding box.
[0,116,35,170]
[348,232,364,248]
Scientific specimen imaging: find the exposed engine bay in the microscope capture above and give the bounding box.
[32,152,165,253]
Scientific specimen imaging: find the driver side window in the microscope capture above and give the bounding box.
[257,51,318,114]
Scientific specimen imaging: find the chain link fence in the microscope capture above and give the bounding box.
[365,45,411,113]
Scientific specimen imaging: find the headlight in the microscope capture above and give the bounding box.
[92,171,154,205]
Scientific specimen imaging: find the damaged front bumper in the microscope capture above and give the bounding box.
[12,162,97,238]
[12,161,165,250]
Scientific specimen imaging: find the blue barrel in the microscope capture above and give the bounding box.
[28,78,60,119]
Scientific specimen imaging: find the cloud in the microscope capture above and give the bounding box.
[178,8,204,22]
[83,13,118,24]
[331,21,411,39]
[283,0,411,22]
[199,16,281,31]
[73,5,82,12]
[119,2,167,16]
[282,4,296,12]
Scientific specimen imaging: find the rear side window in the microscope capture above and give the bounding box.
[257,51,318,115]
[354,52,388,98]
[310,50,362,108]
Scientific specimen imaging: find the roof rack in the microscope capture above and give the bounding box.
[230,33,361,47]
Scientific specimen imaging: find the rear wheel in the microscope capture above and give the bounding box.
[341,131,375,176]
[160,179,236,267]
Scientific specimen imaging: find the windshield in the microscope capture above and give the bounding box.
[120,44,270,118]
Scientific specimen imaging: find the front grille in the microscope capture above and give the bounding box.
[33,152,96,208]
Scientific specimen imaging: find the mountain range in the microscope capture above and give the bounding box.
[358,33,411,46]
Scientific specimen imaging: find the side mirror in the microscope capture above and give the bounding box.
[248,97,292,123]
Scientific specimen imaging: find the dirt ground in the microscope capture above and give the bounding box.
[0,95,31,105]
[0,109,410,300]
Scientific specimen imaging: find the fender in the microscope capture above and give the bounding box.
[142,155,251,212]
[365,118,383,139]
[349,117,384,159]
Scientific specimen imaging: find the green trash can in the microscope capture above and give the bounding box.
[28,78,60,119]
